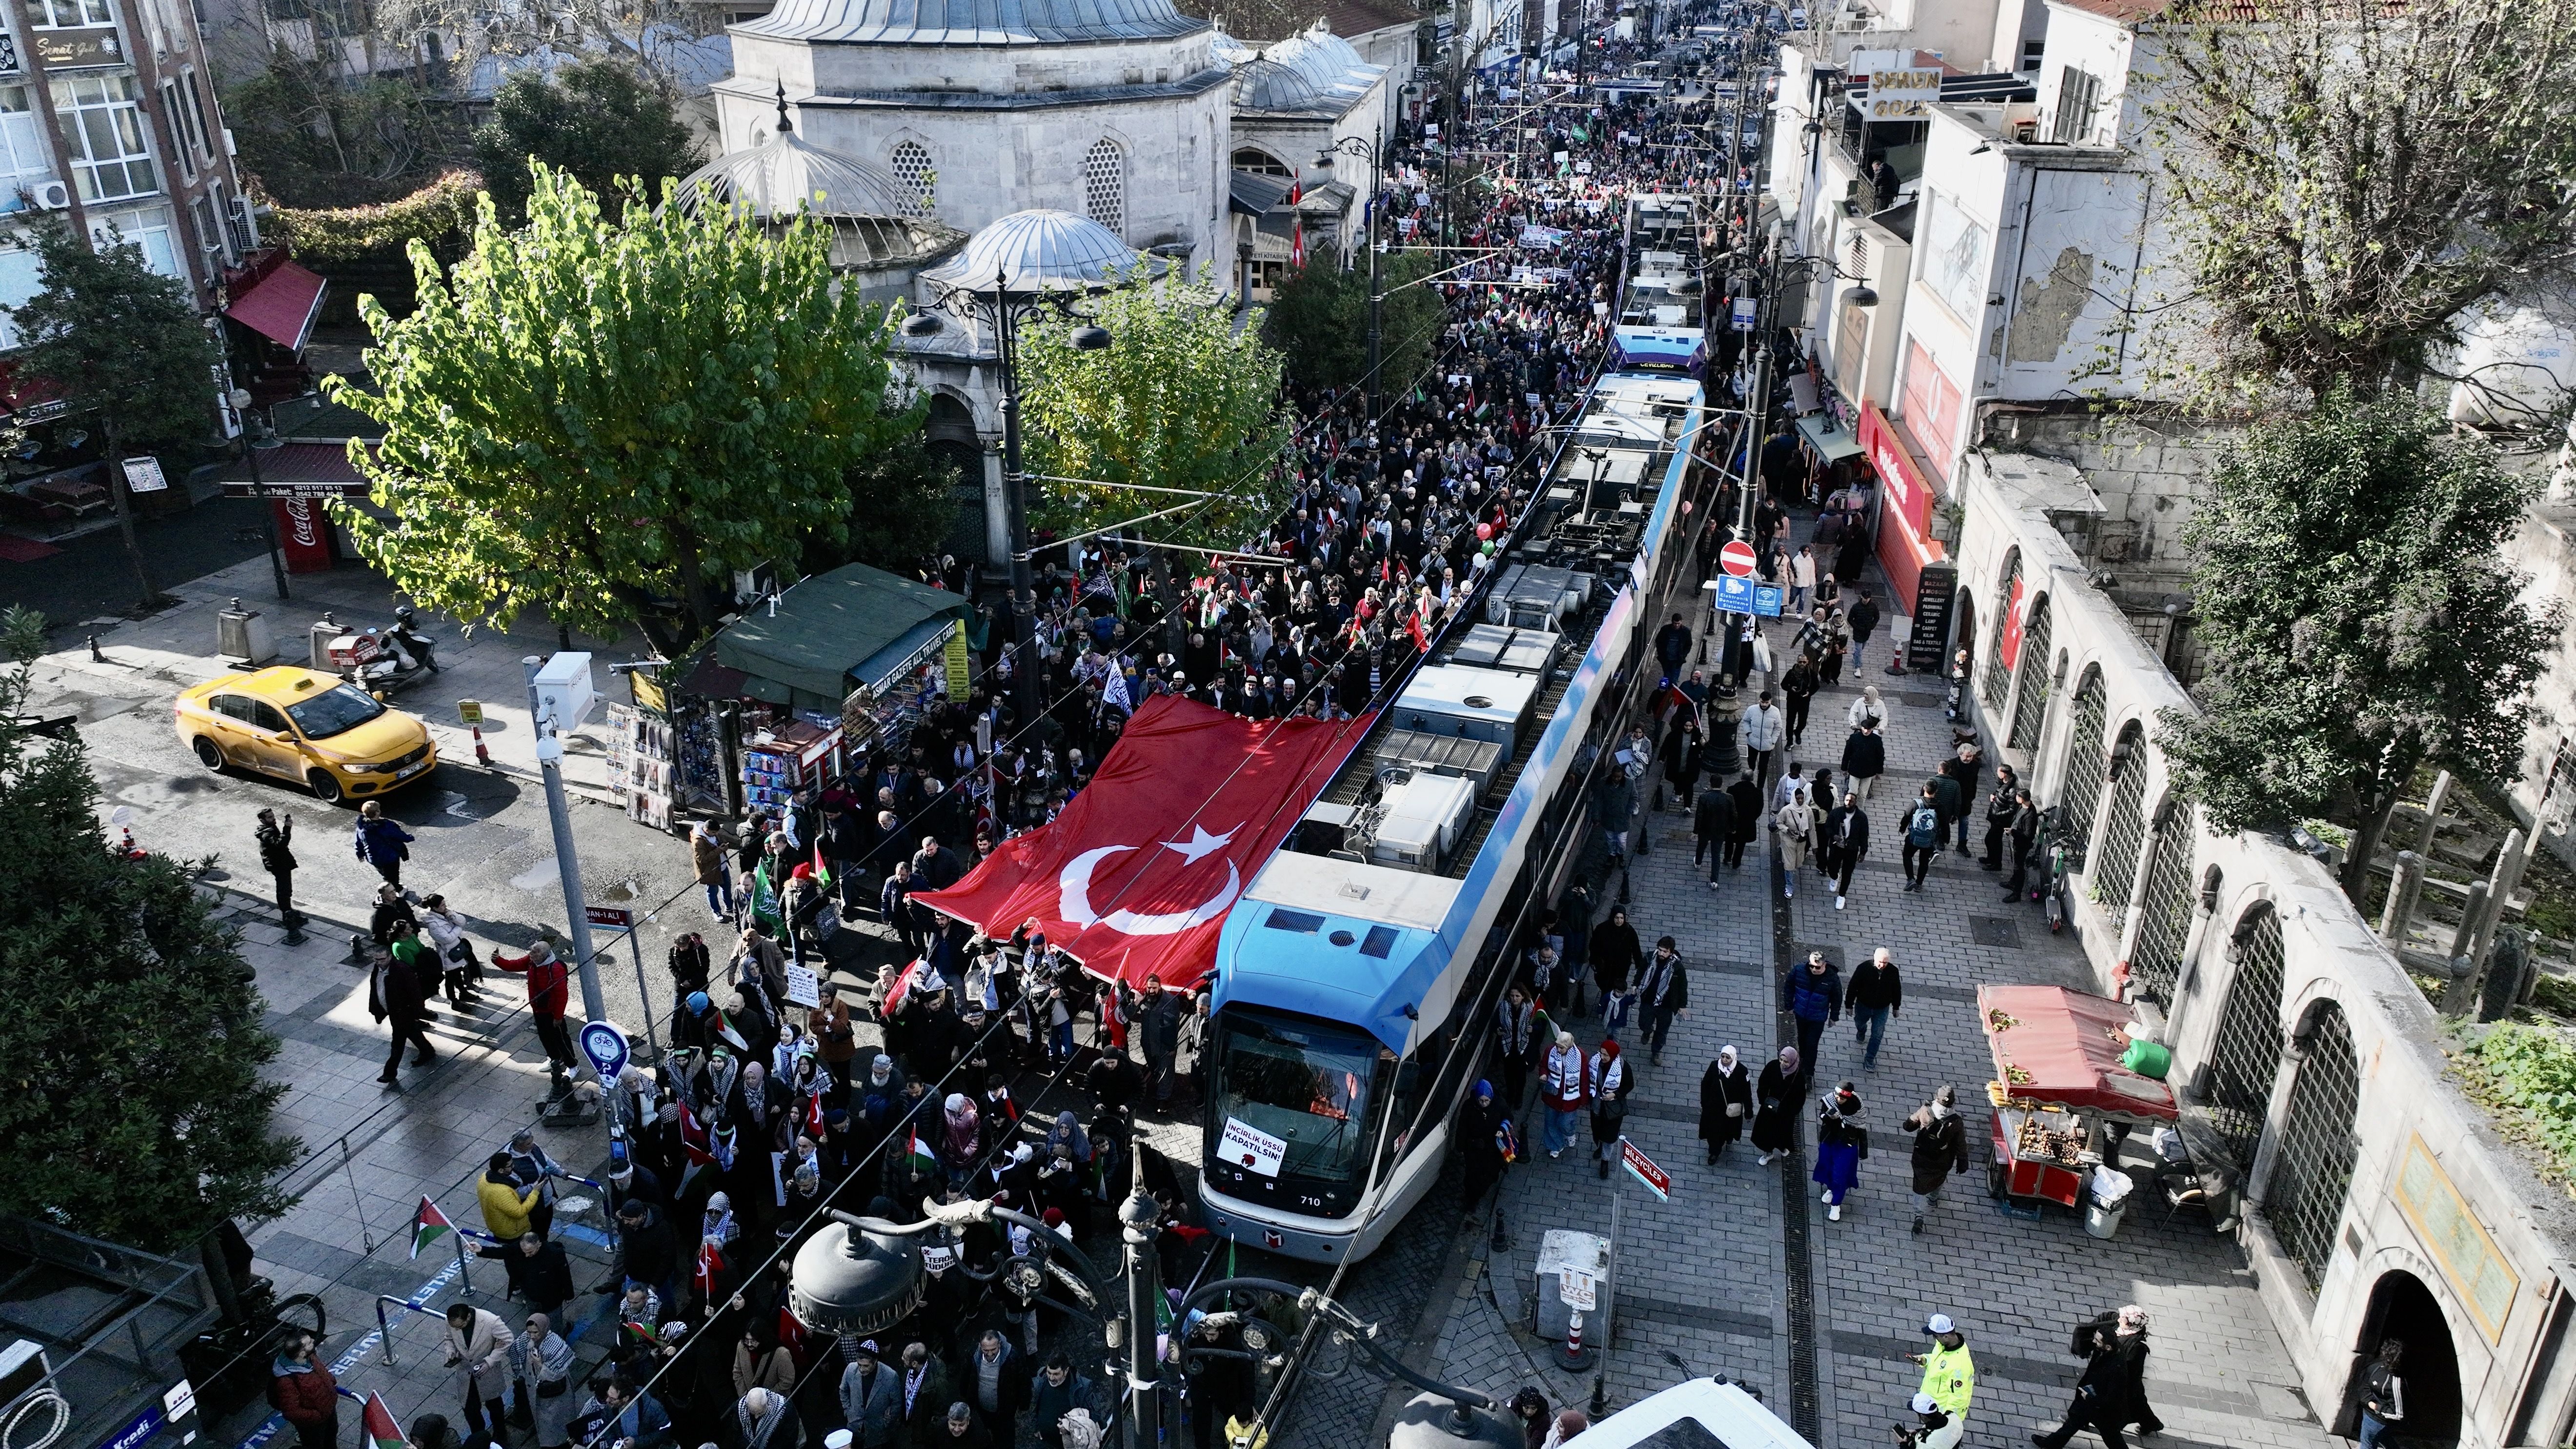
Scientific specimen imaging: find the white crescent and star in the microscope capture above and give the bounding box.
[1057,824,1244,936]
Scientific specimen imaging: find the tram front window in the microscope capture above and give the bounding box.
[1206,1011,1380,1212]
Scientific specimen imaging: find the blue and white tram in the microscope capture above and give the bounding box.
[1196,366,1712,1261]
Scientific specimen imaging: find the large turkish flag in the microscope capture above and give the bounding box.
[912,694,1370,988]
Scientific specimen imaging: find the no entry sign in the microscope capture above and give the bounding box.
[1719,540,1758,577]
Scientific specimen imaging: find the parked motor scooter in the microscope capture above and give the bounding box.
[327,608,439,695]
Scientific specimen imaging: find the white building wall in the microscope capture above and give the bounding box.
[1954,452,2576,1449]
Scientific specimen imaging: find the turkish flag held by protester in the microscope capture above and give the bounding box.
[914,694,1368,989]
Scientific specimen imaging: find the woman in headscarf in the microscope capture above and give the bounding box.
[1699,1046,1753,1166]
[1036,1111,1092,1226]
[1458,1079,1512,1209]
[1753,1046,1800,1165]
[1587,1038,1631,1179]
[1812,1081,1866,1221]
[938,1093,983,1187]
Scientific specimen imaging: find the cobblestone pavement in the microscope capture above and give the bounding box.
[1374,595,2349,1449]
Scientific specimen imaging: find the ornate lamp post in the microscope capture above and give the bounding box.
[1312,125,1387,416]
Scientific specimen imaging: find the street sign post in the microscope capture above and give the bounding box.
[1718,539,1757,576]
[1708,575,1785,618]
[582,905,659,1057]
[1621,1138,1670,1201]
[578,1021,630,1082]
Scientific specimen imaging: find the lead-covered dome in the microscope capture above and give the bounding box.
[921,208,1167,292]
[673,114,964,271]
[735,0,1206,44]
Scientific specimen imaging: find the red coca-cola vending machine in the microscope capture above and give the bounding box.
[271,495,338,573]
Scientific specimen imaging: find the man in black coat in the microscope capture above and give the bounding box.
[1940,744,1984,852]
[512,1231,577,1325]
[1847,590,1882,671]
[1723,773,1763,868]
[256,808,305,933]
[1692,783,1734,882]
[375,942,435,1084]
[2003,788,2042,902]
[1839,724,1887,802]
[1822,792,1869,909]
[1981,765,2021,869]
[2033,1315,2147,1449]
[611,1200,680,1306]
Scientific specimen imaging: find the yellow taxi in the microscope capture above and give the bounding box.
[175,665,438,805]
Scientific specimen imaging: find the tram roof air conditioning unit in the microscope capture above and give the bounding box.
[31,180,70,211]
[1370,771,1478,871]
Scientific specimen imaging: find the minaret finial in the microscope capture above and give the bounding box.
[775,79,793,135]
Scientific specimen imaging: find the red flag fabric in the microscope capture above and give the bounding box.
[913,695,1367,989]
[362,1394,408,1449]
[694,1239,724,1303]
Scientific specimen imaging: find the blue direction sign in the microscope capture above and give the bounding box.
[579,1021,631,1081]
[1711,574,1786,617]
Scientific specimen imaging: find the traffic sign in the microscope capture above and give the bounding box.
[1709,574,1785,618]
[579,1020,630,1081]
[1621,1138,1670,1200]
[1719,539,1757,576]
[585,905,635,929]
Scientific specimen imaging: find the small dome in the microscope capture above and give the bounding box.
[736,0,1205,45]
[922,209,1166,292]
[676,127,930,221]
[1235,54,1328,110]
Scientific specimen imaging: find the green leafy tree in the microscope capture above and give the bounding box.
[803,446,966,577]
[1018,267,1295,551]
[338,163,921,652]
[10,220,223,609]
[227,61,459,207]
[473,59,702,221]
[2147,0,2576,406]
[0,606,299,1251]
[2156,391,2558,901]
[1260,251,1445,398]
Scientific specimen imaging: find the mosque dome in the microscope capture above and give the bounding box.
[736,0,1205,46]
[921,208,1167,293]
[673,102,965,272]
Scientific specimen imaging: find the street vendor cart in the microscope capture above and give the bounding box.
[1978,985,2178,1220]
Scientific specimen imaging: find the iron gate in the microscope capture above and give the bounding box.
[2092,723,2150,926]
[2050,667,2106,866]
[2206,905,2288,1172]
[2007,601,2055,752]
[1981,549,2022,709]
[2126,818,2194,1006]
[2265,1002,2360,1291]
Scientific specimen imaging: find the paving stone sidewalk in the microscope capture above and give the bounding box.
[1389,594,2347,1449]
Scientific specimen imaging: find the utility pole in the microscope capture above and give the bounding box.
[1118,1182,1165,1449]
[993,273,1042,737]
[522,656,607,1037]
[1367,122,1387,418]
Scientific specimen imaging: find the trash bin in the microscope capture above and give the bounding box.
[1533,1230,1613,1343]
[2085,1165,2134,1240]
[217,599,275,667]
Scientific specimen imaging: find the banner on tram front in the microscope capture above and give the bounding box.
[912,694,1371,989]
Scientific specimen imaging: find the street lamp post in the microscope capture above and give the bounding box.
[913,274,1114,741]
[1314,125,1387,416]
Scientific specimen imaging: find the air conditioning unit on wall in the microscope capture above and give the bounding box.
[32,180,70,210]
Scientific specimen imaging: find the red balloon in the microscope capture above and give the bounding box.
[1476,523,1493,541]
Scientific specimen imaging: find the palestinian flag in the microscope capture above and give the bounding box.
[362,1393,408,1449]
[620,1320,663,1347]
[409,1197,454,1260]
[810,843,832,889]
[714,1011,750,1054]
[678,1104,715,1194]
[905,1127,938,1178]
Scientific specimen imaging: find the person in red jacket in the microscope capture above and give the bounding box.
[500,939,578,1078]
[270,1331,340,1449]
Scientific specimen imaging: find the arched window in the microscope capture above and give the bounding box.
[2208,904,2288,1170]
[2006,599,2055,751]
[1084,139,1126,238]
[1232,147,1290,177]
[2092,721,2151,925]
[2126,808,2194,1006]
[890,141,936,215]
[1981,547,2023,708]
[2051,665,2107,865]
[2266,1001,2361,1291]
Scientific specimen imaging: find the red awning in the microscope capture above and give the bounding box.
[225,260,327,352]
[1978,984,2178,1120]
[913,694,1369,989]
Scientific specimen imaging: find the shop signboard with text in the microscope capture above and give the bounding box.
[1859,402,1946,612]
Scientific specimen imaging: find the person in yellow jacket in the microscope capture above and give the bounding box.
[477,1152,541,1239]
[1912,1313,1976,1417]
